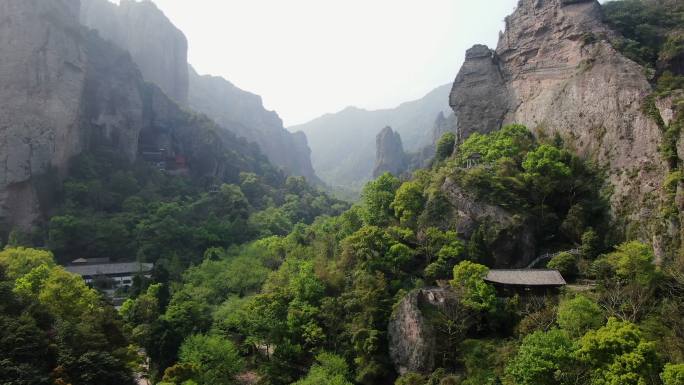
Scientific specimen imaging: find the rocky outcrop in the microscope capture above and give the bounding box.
[293,85,451,190]
[450,45,509,141]
[80,0,188,104]
[432,111,458,145]
[442,178,536,267]
[187,67,321,184]
[372,113,459,179]
[0,0,276,233]
[0,0,87,230]
[388,288,460,375]
[373,127,408,178]
[449,0,667,245]
[80,0,321,184]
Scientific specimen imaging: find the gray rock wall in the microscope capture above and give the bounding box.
[0,0,87,229]
[187,66,322,184]
[80,0,189,104]
[449,0,668,243]
[0,0,277,233]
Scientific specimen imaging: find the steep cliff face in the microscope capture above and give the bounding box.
[373,127,408,178]
[450,0,668,244]
[80,0,188,104]
[0,0,276,233]
[80,0,320,183]
[449,45,508,141]
[0,0,86,229]
[187,67,321,184]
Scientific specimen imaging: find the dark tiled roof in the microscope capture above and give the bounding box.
[71,257,111,265]
[65,262,153,277]
[485,269,566,286]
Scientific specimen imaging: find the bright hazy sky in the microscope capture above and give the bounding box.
[145,0,519,126]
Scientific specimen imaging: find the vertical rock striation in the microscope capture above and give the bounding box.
[450,45,508,141]
[449,0,668,243]
[80,0,189,104]
[0,0,86,229]
[0,0,277,233]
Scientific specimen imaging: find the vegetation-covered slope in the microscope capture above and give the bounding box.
[2,1,684,385]
[115,124,683,385]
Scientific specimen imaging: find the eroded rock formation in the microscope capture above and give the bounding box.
[187,67,321,184]
[373,127,408,178]
[81,0,189,104]
[388,288,460,375]
[0,0,274,232]
[449,0,669,245]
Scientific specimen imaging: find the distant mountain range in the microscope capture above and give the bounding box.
[291,84,452,192]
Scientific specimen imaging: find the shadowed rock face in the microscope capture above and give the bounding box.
[80,0,189,104]
[442,178,536,268]
[449,0,669,244]
[373,127,408,178]
[0,0,276,232]
[0,0,87,229]
[187,67,322,184]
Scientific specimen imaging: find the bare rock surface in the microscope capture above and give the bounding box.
[449,0,667,241]
[0,0,276,232]
[80,0,188,104]
[0,0,86,229]
[450,45,509,141]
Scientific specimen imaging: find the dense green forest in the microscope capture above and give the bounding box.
[5,122,683,385]
[2,1,684,385]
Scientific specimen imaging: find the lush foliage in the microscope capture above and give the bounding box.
[0,247,136,385]
[42,150,345,272]
[603,0,684,74]
[4,119,683,385]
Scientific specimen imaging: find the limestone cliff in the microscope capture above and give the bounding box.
[187,67,321,184]
[449,0,670,248]
[373,127,408,178]
[0,0,275,233]
[80,0,189,104]
[0,0,86,230]
[80,0,320,183]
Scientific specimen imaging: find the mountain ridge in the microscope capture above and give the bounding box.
[80,0,321,183]
[291,84,452,191]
